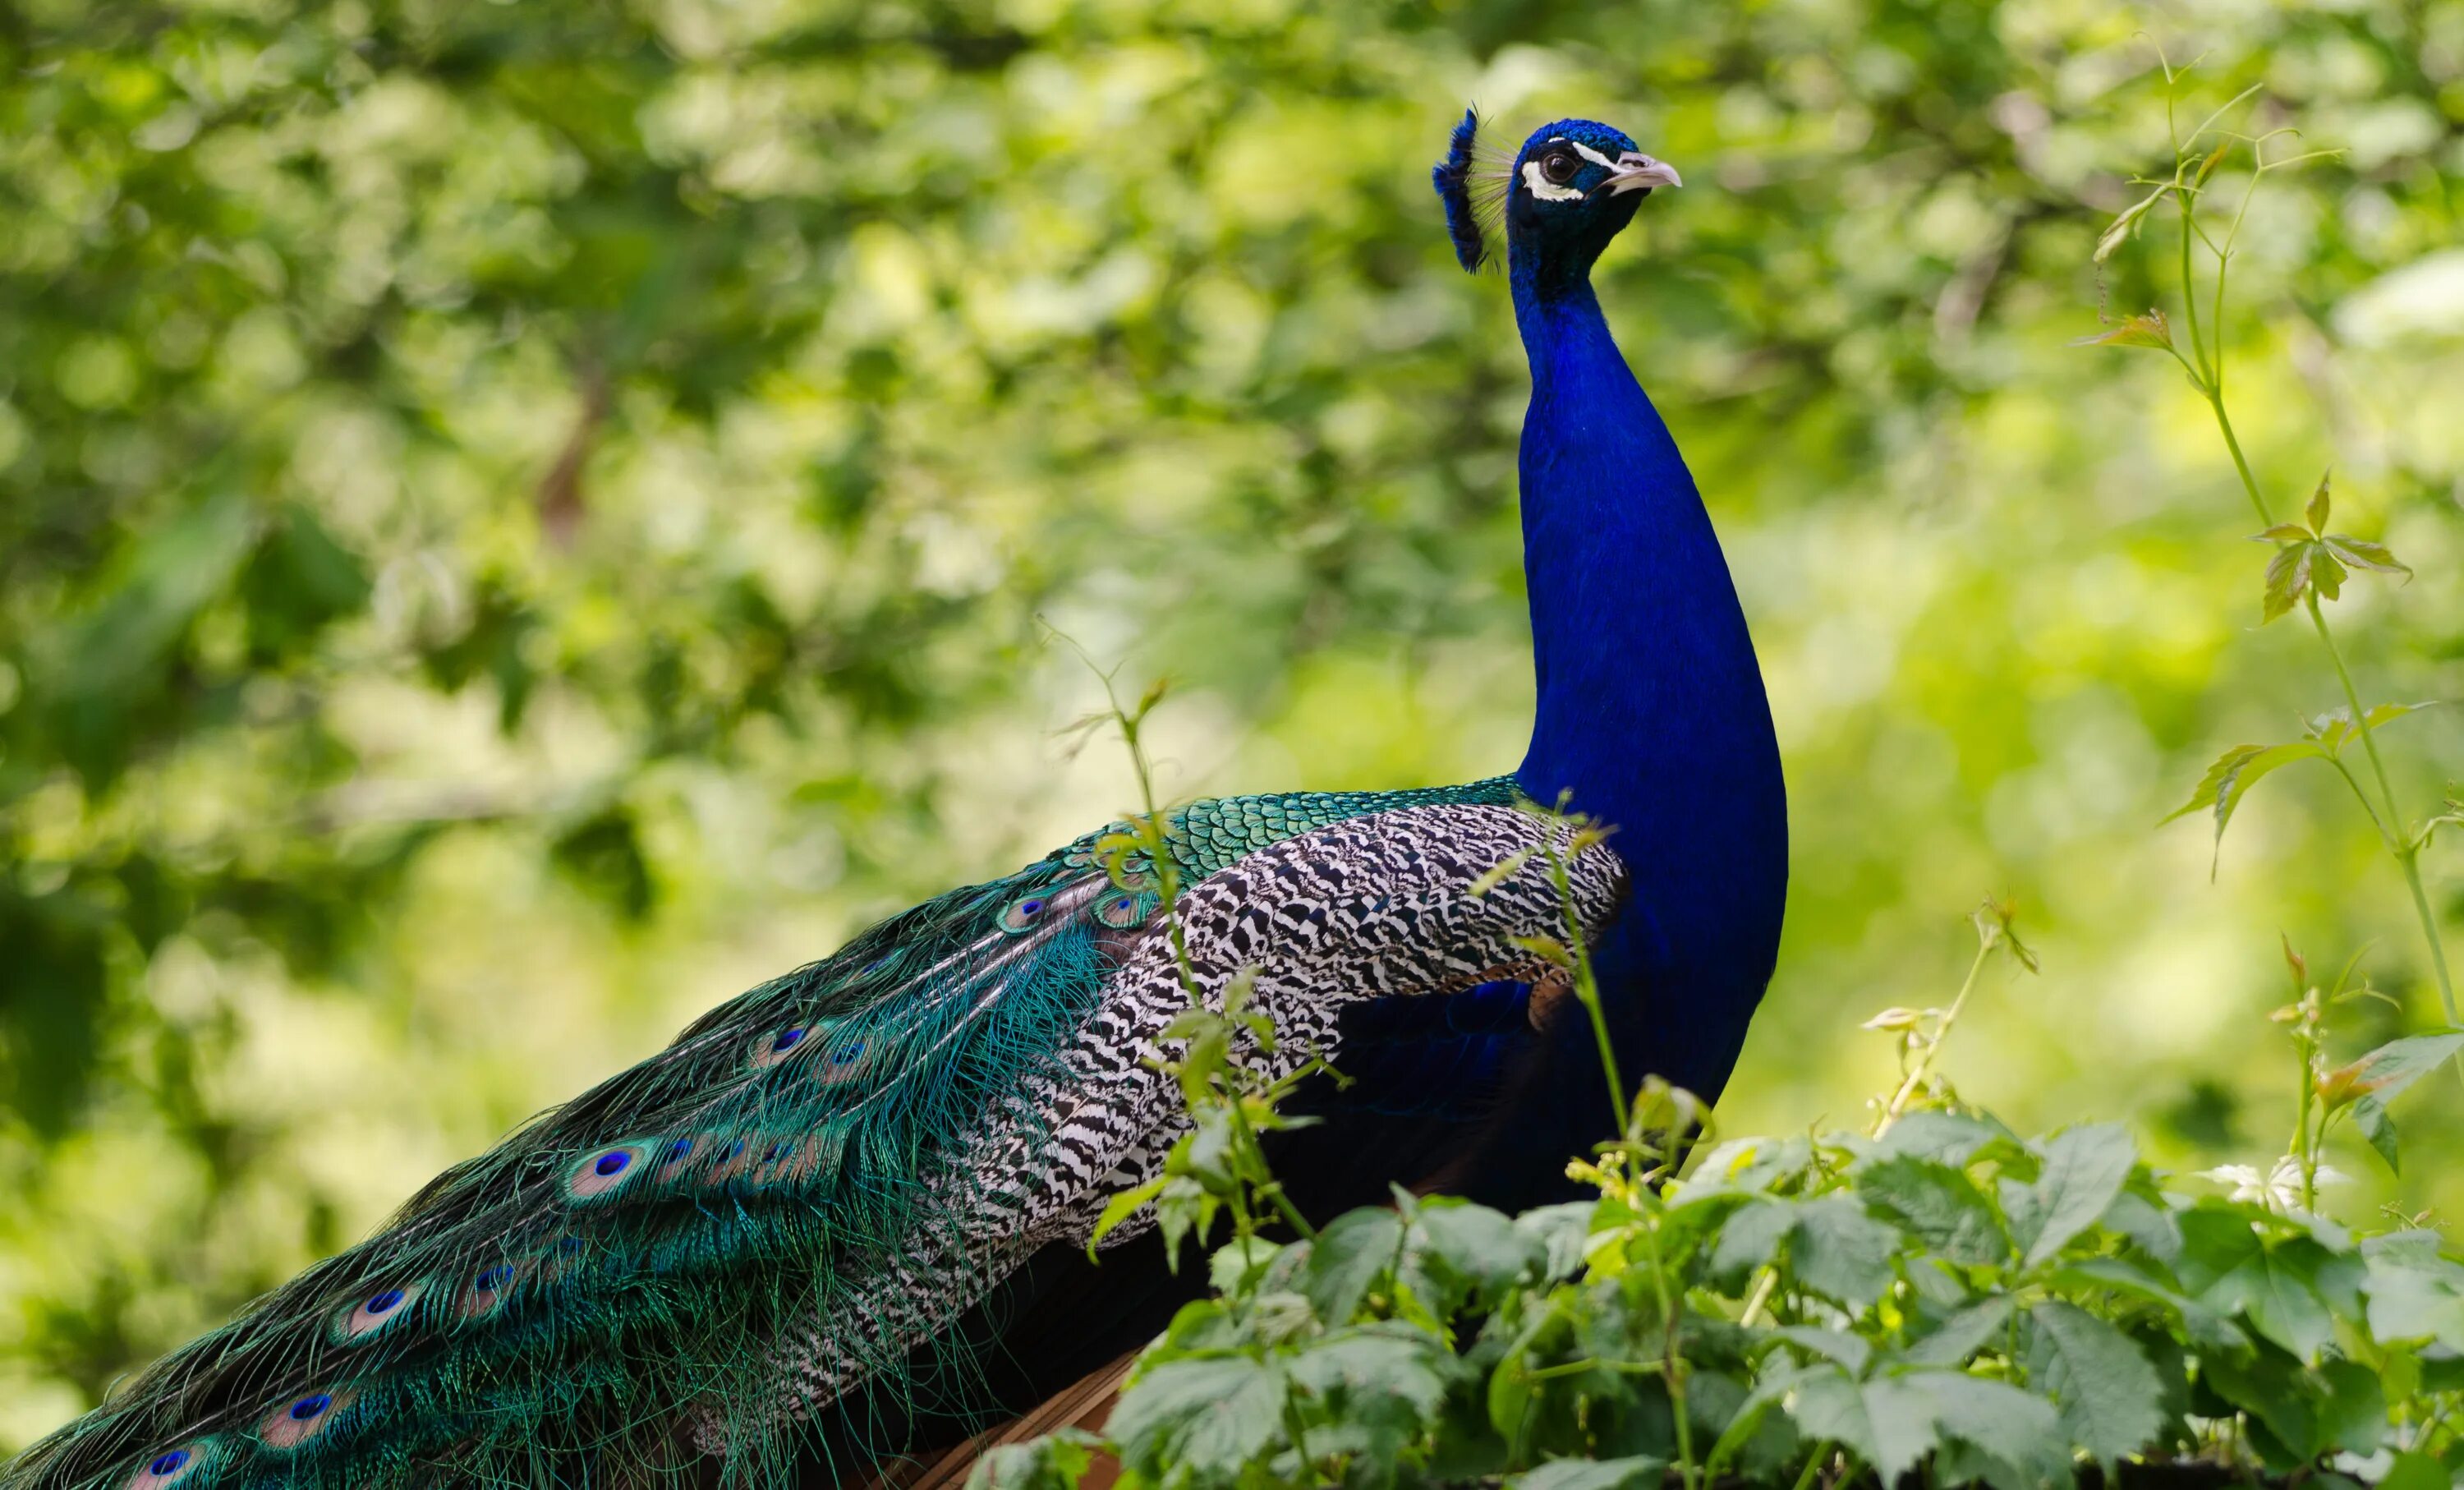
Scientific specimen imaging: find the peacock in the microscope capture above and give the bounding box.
[3,112,1787,1490]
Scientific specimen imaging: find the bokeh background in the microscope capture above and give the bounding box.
[5,0,2462,1451]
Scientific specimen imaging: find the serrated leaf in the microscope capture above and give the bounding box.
[1788,1370,1942,1483]
[1514,1456,1668,1490]
[1414,1200,1542,1304]
[2360,1231,2464,1353]
[2073,309,2172,350]
[1711,1199,1796,1285]
[2163,741,2325,865]
[2101,1188,2183,1264]
[965,1427,1101,1490]
[2029,1300,2164,1460]
[2178,1207,2350,1361]
[1303,1209,1404,1324]
[2094,188,2169,264]
[1770,1325,1872,1373]
[1904,1295,2017,1366]
[1869,1111,2009,1167]
[2352,1095,2399,1175]
[2015,1124,2137,1270]
[2321,534,2410,577]
[2052,1256,2248,1353]
[2263,543,2310,622]
[1907,1371,2067,1483]
[1287,1327,1452,1452]
[1859,1156,2009,1265]
[1087,1175,1170,1257]
[2254,523,2314,542]
[2316,1032,2464,1111]
[1515,1201,1600,1280]
[2307,471,2333,534]
[1789,1195,1902,1312]
[1110,1355,1289,1477]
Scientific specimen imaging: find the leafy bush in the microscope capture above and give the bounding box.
[977,76,2464,1490]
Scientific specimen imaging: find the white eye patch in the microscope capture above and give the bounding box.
[1520,160,1585,202]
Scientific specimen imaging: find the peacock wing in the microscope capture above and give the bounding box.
[7,784,1618,1490]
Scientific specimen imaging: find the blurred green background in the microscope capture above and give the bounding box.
[5,0,2462,1451]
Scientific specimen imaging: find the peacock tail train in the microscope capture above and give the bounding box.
[5,784,1630,1490]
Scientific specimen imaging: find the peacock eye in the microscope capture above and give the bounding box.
[1540,150,1579,186]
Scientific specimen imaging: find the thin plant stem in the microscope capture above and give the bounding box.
[1874,936,1993,1136]
[2307,594,2459,1023]
[1790,1443,1837,1490]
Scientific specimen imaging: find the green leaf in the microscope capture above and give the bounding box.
[1210,1236,1283,1296]
[1514,1456,1669,1490]
[1905,1371,2067,1485]
[2100,1189,2183,1264]
[1414,1200,1543,1305]
[2351,1096,2399,1173]
[1869,1111,2009,1167]
[2028,1302,2163,1461]
[2307,471,2333,534]
[2178,1206,2351,1362]
[2317,1032,2464,1111]
[2093,189,2169,263]
[2361,1231,2464,1353]
[1086,1175,1168,1258]
[1516,1201,1601,1281]
[2321,533,2411,577]
[1288,1327,1453,1464]
[1788,1370,1942,1483]
[1303,1209,1404,1324]
[2073,309,2173,349]
[1858,1157,2008,1265]
[963,1427,1101,1490]
[2012,1124,2136,1270]
[1770,1325,1872,1373]
[2163,741,2326,863]
[2053,1256,2248,1353]
[1903,1296,2016,1367]
[1711,1199,1797,1286]
[2263,543,2312,622]
[1788,1195,1902,1312]
[2382,1453,2453,1490]
[1109,1355,1289,1478]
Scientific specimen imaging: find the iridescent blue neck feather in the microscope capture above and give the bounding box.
[1501,120,1789,1111]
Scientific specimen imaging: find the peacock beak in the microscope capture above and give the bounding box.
[1600,153,1681,195]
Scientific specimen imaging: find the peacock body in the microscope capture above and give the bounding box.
[5,113,1787,1490]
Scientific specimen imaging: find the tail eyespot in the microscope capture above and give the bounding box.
[331,1279,427,1344]
[998,892,1052,933]
[125,1440,219,1488]
[260,1388,355,1449]
[749,1022,821,1069]
[565,1141,654,1200]
[457,1262,523,1318]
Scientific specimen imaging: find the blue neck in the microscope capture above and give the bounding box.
[1508,254,1788,1101]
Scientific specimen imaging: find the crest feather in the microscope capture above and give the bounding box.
[1432,108,1491,273]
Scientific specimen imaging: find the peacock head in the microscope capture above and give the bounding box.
[1432,112,1680,279]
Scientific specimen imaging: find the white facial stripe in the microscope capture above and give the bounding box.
[1520,159,1584,202]
[1566,140,1623,170]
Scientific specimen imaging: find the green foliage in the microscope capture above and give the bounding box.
[977,890,2464,1490]
[7,0,2464,1461]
